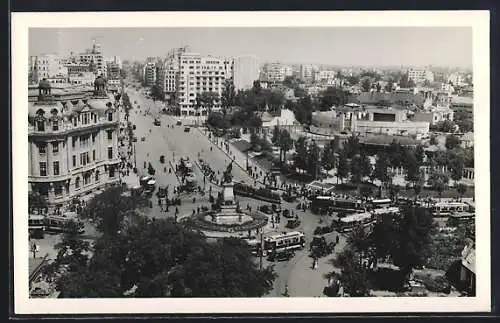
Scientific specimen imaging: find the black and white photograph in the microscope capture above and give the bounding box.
[12,11,490,314]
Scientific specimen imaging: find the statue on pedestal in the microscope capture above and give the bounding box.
[222,161,233,184]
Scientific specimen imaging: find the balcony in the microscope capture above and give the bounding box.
[29,120,119,138]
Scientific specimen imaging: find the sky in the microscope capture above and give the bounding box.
[29,27,472,68]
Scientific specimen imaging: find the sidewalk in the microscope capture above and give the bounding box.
[198,128,281,189]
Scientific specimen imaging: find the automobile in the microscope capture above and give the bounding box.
[268,250,295,262]
[159,155,165,164]
[176,120,182,126]
[132,125,136,130]
[286,219,301,229]
[132,137,138,142]
[154,119,161,126]
[282,209,293,218]
[141,137,146,142]
[134,100,137,104]
[184,127,191,133]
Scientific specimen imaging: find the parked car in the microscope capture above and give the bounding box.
[184,127,191,133]
[176,120,182,126]
[268,250,295,262]
[132,137,138,142]
[286,219,301,229]
[141,137,146,141]
[159,155,165,164]
[283,209,293,218]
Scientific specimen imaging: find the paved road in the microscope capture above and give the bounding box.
[124,79,346,297]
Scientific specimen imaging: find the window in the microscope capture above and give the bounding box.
[93,150,96,161]
[53,161,60,175]
[75,177,80,189]
[37,120,45,131]
[109,167,115,178]
[72,137,77,148]
[108,112,113,121]
[107,130,113,140]
[108,147,113,159]
[72,155,76,167]
[52,142,59,154]
[54,185,63,197]
[38,144,46,154]
[39,162,47,176]
[95,170,100,182]
[92,133,96,143]
[73,118,77,126]
[52,120,59,131]
[83,173,91,185]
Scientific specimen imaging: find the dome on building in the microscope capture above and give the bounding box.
[38,79,51,90]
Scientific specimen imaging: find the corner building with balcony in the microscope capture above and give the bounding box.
[28,77,121,209]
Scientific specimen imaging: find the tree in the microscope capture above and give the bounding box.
[200,91,220,116]
[346,75,360,85]
[150,84,165,101]
[321,140,336,172]
[373,152,391,187]
[430,134,438,146]
[347,224,372,267]
[369,212,398,267]
[306,141,321,179]
[336,150,350,183]
[376,82,382,93]
[207,111,229,129]
[449,153,465,185]
[415,144,425,166]
[404,149,421,187]
[271,125,280,144]
[278,129,293,164]
[330,249,371,297]
[385,78,394,92]
[445,134,461,150]
[455,118,473,133]
[345,134,360,159]
[319,87,349,110]
[428,171,449,201]
[350,155,363,184]
[361,78,372,92]
[80,186,145,237]
[268,90,285,116]
[293,136,308,173]
[221,80,236,115]
[456,183,467,201]
[391,205,437,282]
[293,96,314,125]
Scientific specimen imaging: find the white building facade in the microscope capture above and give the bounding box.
[233,55,260,91]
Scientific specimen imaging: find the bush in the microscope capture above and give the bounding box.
[418,275,451,294]
[313,225,334,235]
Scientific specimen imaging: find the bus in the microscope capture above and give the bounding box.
[44,213,85,234]
[370,198,392,209]
[29,214,45,239]
[448,212,475,226]
[311,196,366,214]
[429,201,471,217]
[336,212,375,233]
[263,231,306,255]
[372,206,400,218]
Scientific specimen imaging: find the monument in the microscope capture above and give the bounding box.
[215,162,245,224]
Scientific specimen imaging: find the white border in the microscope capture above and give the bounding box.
[12,11,490,314]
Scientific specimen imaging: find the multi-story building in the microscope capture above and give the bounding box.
[68,72,95,86]
[28,76,120,209]
[29,54,68,85]
[261,63,287,83]
[233,55,260,91]
[407,68,434,84]
[142,61,157,87]
[447,72,466,86]
[78,41,105,77]
[63,62,91,75]
[177,52,231,115]
[284,65,293,77]
[300,64,318,83]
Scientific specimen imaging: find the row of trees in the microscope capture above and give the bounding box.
[45,187,277,298]
[328,205,437,296]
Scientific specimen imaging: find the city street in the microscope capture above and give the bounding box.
[124,80,346,297]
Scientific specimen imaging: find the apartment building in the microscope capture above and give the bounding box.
[261,63,287,83]
[28,76,121,209]
[142,61,157,87]
[177,52,233,115]
[78,41,106,77]
[29,54,69,85]
[407,68,434,84]
[300,64,318,83]
[233,55,260,90]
